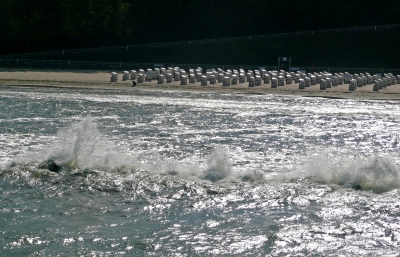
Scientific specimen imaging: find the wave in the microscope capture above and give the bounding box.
[304,149,400,193]
[3,116,265,185]
[5,116,398,193]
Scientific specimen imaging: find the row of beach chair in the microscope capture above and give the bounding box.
[110,67,399,91]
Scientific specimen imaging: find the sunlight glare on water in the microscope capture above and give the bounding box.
[1,86,400,256]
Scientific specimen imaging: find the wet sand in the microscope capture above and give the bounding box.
[1,69,400,100]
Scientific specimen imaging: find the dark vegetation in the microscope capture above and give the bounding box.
[1,0,399,67]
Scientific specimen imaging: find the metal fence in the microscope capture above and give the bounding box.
[1,23,400,59]
[0,58,276,71]
[1,58,399,75]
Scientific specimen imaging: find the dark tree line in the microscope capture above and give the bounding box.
[1,0,399,55]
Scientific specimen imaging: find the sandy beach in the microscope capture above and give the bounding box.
[1,69,400,100]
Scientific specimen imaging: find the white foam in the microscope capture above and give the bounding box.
[304,149,400,193]
[44,116,137,172]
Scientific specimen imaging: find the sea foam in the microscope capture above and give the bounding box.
[304,149,400,193]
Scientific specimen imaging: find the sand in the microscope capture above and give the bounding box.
[1,69,400,100]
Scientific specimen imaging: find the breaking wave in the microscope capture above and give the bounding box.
[2,116,261,184]
[304,149,400,193]
[3,117,400,194]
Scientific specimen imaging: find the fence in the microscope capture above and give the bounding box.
[1,23,400,59]
[0,58,276,71]
[1,58,399,75]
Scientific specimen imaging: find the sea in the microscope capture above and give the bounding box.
[1,85,400,256]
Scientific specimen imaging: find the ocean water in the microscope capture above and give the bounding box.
[1,85,400,256]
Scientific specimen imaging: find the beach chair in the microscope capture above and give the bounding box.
[210,75,217,84]
[122,71,129,81]
[180,75,188,85]
[201,75,208,86]
[391,76,396,85]
[246,72,252,82]
[189,74,196,83]
[357,77,363,87]
[255,75,262,86]
[378,79,383,89]
[332,77,338,87]
[382,78,388,88]
[305,77,311,87]
[294,74,301,83]
[160,68,166,76]
[223,77,231,87]
[299,79,305,89]
[137,73,144,83]
[166,73,173,83]
[239,73,246,83]
[158,74,164,84]
[130,70,138,80]
[373,81,379,91]
[218,73,224,83]
[367,75,373,84]
[278,76,285,86]
[248,77,255,87]
[231,74,238,85]
[145,71,153,82]
[337,76,343,85]
[349,79,357,91]
[286,75,292,84]
[383,76,389,86]
[271,78,278,88]
[263,74,271,84]
[310,75,316,85]
[320,79,326,90]
[362,76,367,86]
[326,78,332,88]
[110,72,118,82]
[195,69,202,78]
[174,72,181,81]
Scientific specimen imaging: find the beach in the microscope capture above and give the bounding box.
[1,69,400,99]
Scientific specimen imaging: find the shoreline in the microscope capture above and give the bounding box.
[1,69,400,100]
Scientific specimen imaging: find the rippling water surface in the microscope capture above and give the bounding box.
[1,85,400,256]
